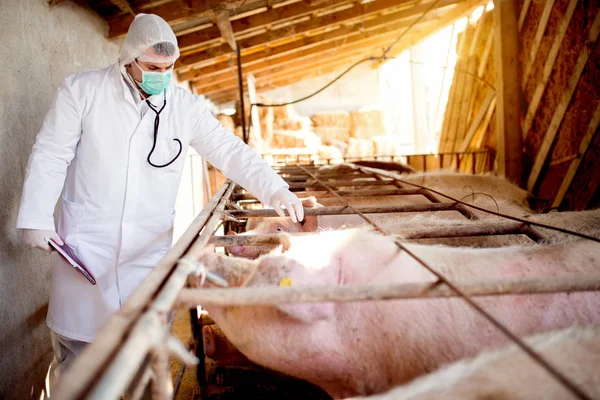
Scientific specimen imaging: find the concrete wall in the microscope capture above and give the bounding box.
[262,63,381,117]
[0,1,120,398]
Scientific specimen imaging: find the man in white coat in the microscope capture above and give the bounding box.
[16,14,303,383]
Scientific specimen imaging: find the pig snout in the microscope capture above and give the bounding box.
[225,231,246,257]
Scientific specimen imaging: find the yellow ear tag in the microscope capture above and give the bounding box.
[279,277,293,287]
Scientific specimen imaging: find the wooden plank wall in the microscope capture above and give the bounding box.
[439,9,497,175]
[439,1,600,211]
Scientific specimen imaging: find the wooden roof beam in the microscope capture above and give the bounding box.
[207,1,486,102]
[177,0,460,69]
[177,0,461,71]
[383,0,486,58]
[187,16,437,88]
[193,33,402,94]
[107,0,212,38]
[211,9,237,51]
[204,37,422,103]
[177,0,353,52]
[207,55,369,104]
[179,6,453,82]
[178,6,432,79]
[494,0,522,186]
[110,0,136,16]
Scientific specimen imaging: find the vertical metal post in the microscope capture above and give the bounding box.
[236,45,248,144]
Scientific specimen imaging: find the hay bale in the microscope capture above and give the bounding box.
[313,126,351,144]
[372,135,403,156]
[346,138,374,158]
[317,145,344,164]
[350,108,386,139]
[351,109,384,127]
[311,111,352,128]
[216,114,235,132]
[271,130,322,149]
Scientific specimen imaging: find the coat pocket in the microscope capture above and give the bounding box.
[57,198,85,248]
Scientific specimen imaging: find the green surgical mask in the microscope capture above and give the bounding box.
[134,60,172,95]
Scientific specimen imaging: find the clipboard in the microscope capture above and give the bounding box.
[46,238,97,285]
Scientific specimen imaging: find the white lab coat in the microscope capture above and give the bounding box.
[17,64,288,342]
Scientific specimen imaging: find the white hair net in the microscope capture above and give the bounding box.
[119,13,180,66]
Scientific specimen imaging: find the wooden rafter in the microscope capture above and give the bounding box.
[110,0,136,15]
[551,103,600,209]
[177,0,463,69]
[190,17,441,92]
[194,41,392,94]
[211,9,237,51]
[177,0,352,52]
[522,0,578,137]
[384,0,485,58]
[107,0,212,37]
[198,48,373,97]
[178,3,454,79]
[521,0,555,88]
[206,50,374,102]
[206,1,483,104]
[207,54,367,104]
[527,9,600,192]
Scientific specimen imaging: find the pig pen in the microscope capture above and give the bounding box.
[52,163,600,400]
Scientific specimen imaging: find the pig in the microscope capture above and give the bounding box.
[229,170,538,258]
[195,228,600,398]
[227,196,367,258]
[383,208,600,248]
[348,325,600,400]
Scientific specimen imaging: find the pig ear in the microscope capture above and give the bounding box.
[198,244,216,261]
[277,302,335,323]
[300,196,318,208]
[299,215,318,232]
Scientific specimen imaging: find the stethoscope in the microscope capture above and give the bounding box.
[145,91,182,168]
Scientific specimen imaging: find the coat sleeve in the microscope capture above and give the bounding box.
[16,76,83,230]
[189,98,288,205]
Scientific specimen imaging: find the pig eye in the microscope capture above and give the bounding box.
[275,227,283,232]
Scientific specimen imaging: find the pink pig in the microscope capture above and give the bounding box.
[196,229,600,398]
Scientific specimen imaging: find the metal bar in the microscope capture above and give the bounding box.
[177,274,600,308]
[232,188,428,200]
[236,46,247,144]
[150,348,173,400]
[294,165,592,400]
[208,221,535,246]
[53,182,234,399]
[287,179,394,189]
[228,203,459,218]
[359,166,600,243]
[282,174,374,182]
[190,308,207,400]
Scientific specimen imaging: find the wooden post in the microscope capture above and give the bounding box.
[493,0,522,186]
[212,9,237,52]
[247,73,262,150]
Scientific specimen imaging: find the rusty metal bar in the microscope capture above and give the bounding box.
[177,274,600,308]
[228,203,460,218]
[294,165,592,400]
[282,173,374,181]
[53,182,236,399]
[360,166,599,243]
[232,188,429,200]
[287,179,394,189]
[208,221,539,247]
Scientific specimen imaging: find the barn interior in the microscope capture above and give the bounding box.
[1,0,599,399]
